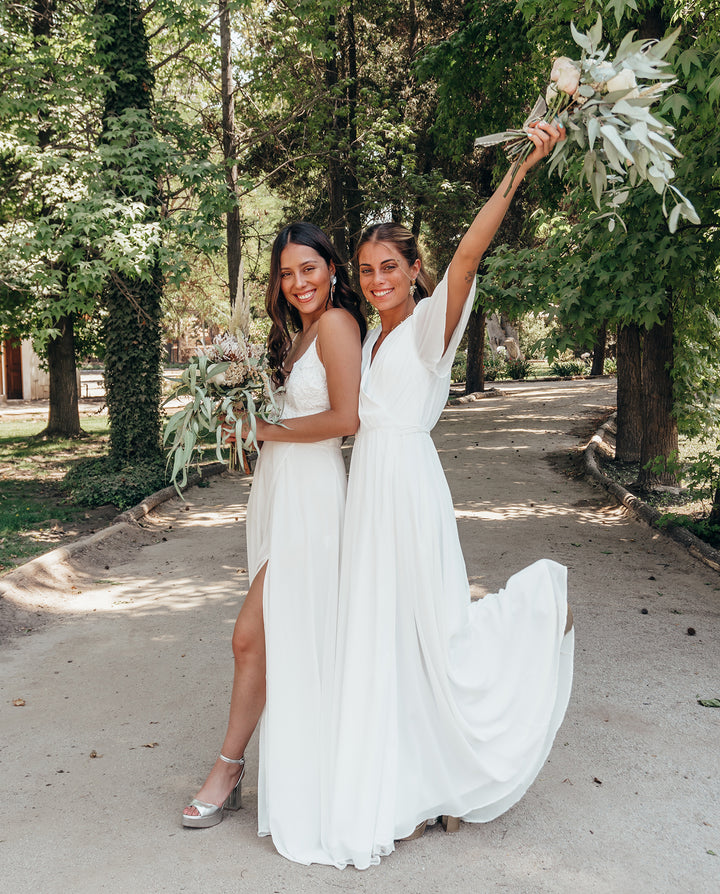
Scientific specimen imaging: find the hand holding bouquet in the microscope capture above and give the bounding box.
[163,333,281,493]
[474,15,699,232]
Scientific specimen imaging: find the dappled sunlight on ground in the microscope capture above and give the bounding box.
[454,502,625,526]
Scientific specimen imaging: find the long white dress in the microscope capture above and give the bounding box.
[245,337,346,864]
[322,272,575,869]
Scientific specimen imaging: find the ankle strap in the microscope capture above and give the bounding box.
[219,753,245,765]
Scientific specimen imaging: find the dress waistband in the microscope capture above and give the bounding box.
[358,424,430,436]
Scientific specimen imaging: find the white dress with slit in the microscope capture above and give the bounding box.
[321,272,574,869]
[245,337,346,864]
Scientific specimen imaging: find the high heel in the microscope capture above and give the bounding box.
[182,754,245,829]
[439,815,460,833]
[398,819,428,841]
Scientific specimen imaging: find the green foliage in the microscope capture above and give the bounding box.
[550,359,589,377]
[62,455,168,510]
[657,513,720,548]
[604,357,618,375]
[451,350,467,384]
[506,357,533,379]
[0,0,233,383]
[645,444,720,501]
[483,352,505,381]
[468,0,720,443]
[680,449,720,502]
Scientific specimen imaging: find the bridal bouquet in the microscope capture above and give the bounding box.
[163,332,281,492]
[474,15,699,232]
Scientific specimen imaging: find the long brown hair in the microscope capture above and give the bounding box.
[355,222,435,302]
[266,222,366,386]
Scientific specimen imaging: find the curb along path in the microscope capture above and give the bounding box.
[584,413,720,574]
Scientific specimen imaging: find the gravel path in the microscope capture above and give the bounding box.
[1,378,719,893]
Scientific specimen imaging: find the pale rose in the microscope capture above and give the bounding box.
[606,68,639,98]
[550,56,581,96]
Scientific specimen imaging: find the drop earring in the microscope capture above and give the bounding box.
[409,279,417,297]
[329,274,337,304]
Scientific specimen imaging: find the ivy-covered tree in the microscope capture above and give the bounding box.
[93,0,165,463]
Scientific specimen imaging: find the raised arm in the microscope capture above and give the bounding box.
[443,120,565,352]
[253,308,362,443]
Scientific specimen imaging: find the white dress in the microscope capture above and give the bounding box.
[322,272,575,869]
[246,337,346,864]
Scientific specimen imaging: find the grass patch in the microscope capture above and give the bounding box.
[0,414,115,573]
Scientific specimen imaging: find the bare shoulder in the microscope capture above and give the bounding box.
[318,307,362,343]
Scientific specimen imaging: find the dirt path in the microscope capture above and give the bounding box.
[2,378,719,893]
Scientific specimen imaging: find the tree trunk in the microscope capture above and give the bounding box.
[615,323,643,462]
[709,488,720,526]
[219,0,246,332]
[638,311,678,488]
[465,307,485,394]
[590,320,607,376]
[344,1,363,257]
[97,0,163,464]
[324,15,347,262]
[42,314,81,438]
[103,269,164,462]
[34,0,81,437]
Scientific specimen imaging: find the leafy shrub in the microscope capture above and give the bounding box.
[657,514,720,549]
[63,455,169,510]
[483,353,505,381]
[451,350,467,384]
[550,359,587,377]
[603,357,618,376]
[505,357,532,380]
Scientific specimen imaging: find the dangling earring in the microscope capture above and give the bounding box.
[409,279,417,298]
[329,274,337,304]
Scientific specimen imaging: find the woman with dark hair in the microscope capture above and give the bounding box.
[182,222,365,865]
[322,122,574,868]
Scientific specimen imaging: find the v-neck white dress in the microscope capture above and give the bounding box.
[245,337,346,864]
[322,272,574,869]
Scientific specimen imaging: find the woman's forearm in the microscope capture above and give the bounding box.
[254,408,359,444]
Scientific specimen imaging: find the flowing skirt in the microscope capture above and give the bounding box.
[323,428,574,869]
[246,437,346,864]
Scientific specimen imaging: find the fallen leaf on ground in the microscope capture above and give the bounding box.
[143,742,160,748]
[12,698,25,707]
[697,698,720,708]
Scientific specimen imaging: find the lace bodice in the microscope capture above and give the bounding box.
[280,337,330,420]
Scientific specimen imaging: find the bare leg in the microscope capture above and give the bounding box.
[183,563,267,816]
[565,605,574,635]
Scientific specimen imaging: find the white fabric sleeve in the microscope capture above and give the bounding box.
[412,267,477,376]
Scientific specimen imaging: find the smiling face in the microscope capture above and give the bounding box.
[279,241,336,324]
[357,240,421,313]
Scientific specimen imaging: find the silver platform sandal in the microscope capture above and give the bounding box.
[182,754,246,829]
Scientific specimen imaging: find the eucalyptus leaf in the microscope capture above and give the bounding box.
[570,19,593,53]
[668,203,681,234]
